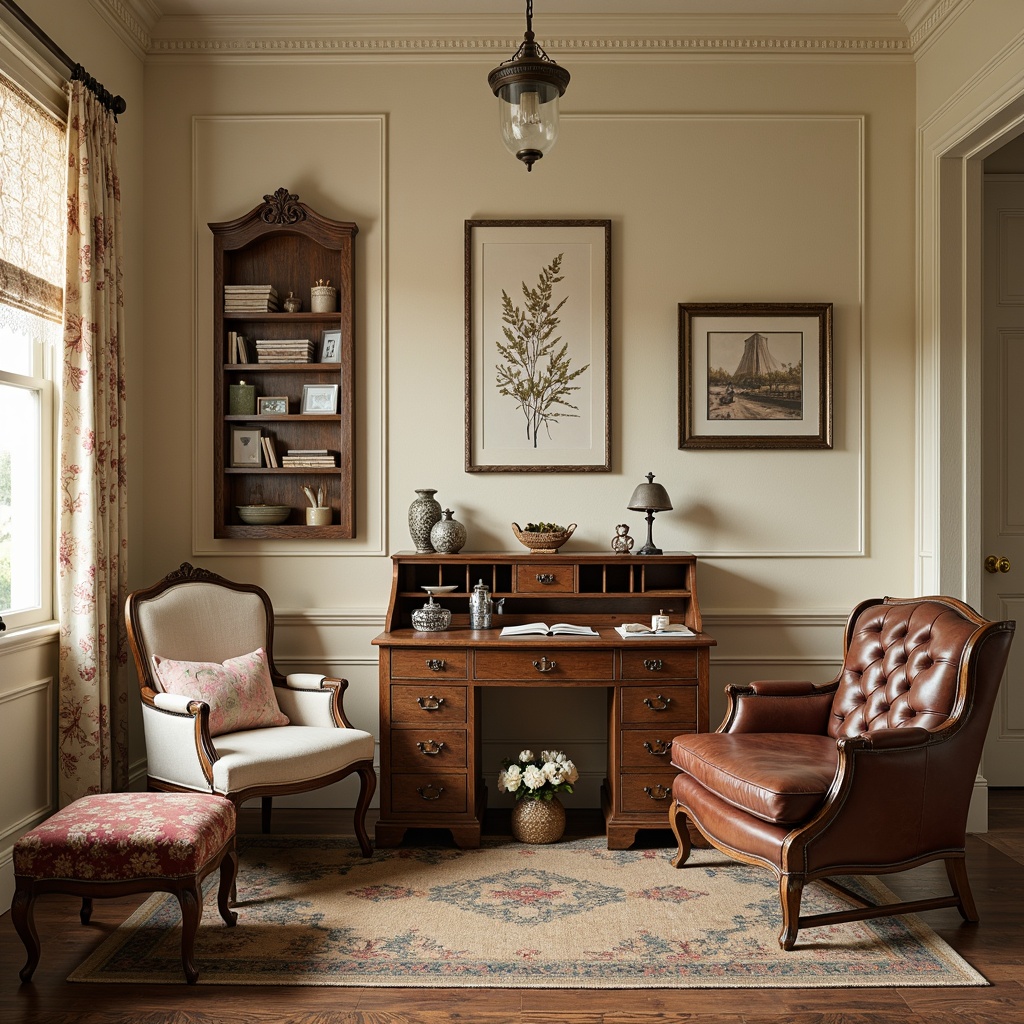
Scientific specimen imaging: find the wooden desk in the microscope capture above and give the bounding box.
[372,552,715,849]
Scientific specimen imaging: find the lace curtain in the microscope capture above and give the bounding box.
[57,80,128,802]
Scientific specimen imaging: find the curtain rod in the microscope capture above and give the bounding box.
[0,0,126,115]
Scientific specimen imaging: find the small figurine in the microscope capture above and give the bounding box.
[611,523,634,554]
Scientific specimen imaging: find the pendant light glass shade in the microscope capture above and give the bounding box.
[487,1,570,172]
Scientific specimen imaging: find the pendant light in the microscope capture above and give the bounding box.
[487,0,570,172]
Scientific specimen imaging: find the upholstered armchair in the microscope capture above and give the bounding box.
[126,562,376,854]
[669,595,1014,950]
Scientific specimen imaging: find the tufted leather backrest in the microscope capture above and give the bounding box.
[828,598,982,739]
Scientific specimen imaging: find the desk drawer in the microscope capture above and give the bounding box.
[391,729,468,769]
[391,649,467,679]
[391,773,468,814]
[619,685,697,725]
[619,729,679,767]
[390,684,468,725]
[620,649,697,680]
[475,649,614,681]
[618,770,678,813]
[514,563,576,593]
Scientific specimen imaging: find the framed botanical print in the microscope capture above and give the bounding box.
[465,219,611,472]
[679,302,833,450]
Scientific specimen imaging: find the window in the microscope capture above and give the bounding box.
[0,73,64,631]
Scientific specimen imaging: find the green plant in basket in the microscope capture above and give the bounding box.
[497,749,578,802]
[524,522,564,533]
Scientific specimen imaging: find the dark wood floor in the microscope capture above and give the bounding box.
[3,790,1023,1024]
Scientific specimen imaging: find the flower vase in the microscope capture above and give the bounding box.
[511,797,565,844]
[408,488,442,553]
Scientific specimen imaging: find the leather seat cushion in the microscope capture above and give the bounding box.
[671,732,839,826]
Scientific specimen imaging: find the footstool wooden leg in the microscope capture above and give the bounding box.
[176,882,203,985]
[218,848,239,926]
[80,897,93,924]
[11,886,40,984]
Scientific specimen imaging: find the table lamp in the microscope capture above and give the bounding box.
[627,472,672,555]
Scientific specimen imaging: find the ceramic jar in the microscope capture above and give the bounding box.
[283,291,301,313]
[310,284,336,313]
[511,797,566,844]
[430,508,467,554]
[408,488,442,553]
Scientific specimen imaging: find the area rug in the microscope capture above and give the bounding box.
[68,835,987,988]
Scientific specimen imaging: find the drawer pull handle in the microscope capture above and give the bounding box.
[643,694,672,711]
[644,783,671,801]
[416,783,445,801]
[644,739,671,757]
[532,657,557,673]
[643,658,664,672]
[535,573,556,584]
[417,740,446,756]
[416,695,446,711]
[425,658,446,672]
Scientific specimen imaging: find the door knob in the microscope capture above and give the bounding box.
[985,555,1011,574]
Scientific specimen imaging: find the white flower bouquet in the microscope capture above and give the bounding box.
[497,748,578,802]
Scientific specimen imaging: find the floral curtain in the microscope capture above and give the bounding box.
[57,80,128,803]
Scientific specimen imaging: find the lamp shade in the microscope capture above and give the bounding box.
[628,472,672,513]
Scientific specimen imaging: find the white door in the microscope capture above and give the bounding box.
[982,175,1024,785]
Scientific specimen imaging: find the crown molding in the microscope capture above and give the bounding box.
[899,0,967,54]
[102,10,911,60]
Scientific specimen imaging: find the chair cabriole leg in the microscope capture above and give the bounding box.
[946,855,979,922]
[176,883,202,985]
[669,802,693,868]
[261,796,273,834]
[218,848,239,926]
[353,763,377,857]
[79,896,93,924]
[779,873,804,950]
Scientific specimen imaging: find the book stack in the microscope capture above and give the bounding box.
[255,339,315,364]
[226,331,252,363]
[224,284,279,312]
[281,449,337,468]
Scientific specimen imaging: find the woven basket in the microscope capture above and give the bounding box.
[511,522,577,554]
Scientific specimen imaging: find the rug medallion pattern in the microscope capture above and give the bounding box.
[68,836,987,988]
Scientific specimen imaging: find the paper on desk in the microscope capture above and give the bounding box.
[614,623,695,639]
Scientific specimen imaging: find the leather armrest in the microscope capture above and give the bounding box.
[721,681,838,735]
[840,726,931,751]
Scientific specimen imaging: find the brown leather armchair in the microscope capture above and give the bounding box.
[668,595,1015,950]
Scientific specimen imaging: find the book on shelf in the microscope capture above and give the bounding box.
[224,285,280,313]
[287,449,328,454]
[234,334,251,363]
[260,436,279,468]
[498,622,600,637]
[613,623,695,639]
[255,339,315,364]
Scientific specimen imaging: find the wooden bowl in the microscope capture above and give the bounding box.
[511,522,577,554]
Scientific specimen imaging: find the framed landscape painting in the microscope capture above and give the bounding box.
[678,302,833,450]
[465,219,611,472]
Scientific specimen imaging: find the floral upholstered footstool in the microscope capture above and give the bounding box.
[11,792,237,985]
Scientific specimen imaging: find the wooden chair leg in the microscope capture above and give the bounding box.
[218,849,239,926]
[11,885,40,984]
[175,882,203,985]
[260,796,273,834]
[779,874,804,950]
[352,763,377,857]
[946,856,979,922]
[669,802,693,868]
[79,896,93,924]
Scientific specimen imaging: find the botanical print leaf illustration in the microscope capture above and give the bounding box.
[494,254,589,448]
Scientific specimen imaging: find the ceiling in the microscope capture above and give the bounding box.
[149,1,908,17]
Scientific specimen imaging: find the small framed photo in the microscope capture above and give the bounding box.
[320,329,342,363]
[301,383,339,414]
[231,426,263,467]
[257,396,288,415]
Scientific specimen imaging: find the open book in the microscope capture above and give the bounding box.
[499,622,600,637]
[614,623,695,639]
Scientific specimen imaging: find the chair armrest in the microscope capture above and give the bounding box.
[721,680,838,734]
[140,699,217,790]
[276,675,357,729]
[851,726,931,751]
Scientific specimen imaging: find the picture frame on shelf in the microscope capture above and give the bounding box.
[301,383,339,414]
[230,426,264,467]
[464,219,611,472]
[257,396,288,415]
[320,329,342,363]
[678,302,833,450]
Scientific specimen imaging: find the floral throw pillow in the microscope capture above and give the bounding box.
[151,647,289,737]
